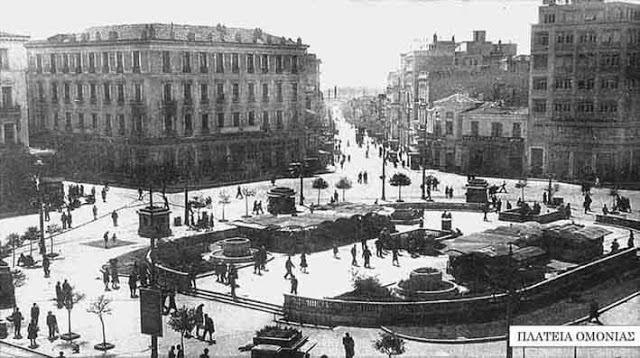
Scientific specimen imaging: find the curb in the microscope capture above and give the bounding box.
[379,290,640,344]
[0,339,56,358]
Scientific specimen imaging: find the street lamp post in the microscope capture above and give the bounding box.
[505,242,517,358]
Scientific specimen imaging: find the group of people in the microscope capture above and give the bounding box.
[357,171,369,185]
[214,262,239,297]
[54,279,74,308]
[252,246,269,275]
[10,303,57,348]
[443,186,455,199]
[251,200,265,215]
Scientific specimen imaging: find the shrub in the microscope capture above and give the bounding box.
[21,226,40,242]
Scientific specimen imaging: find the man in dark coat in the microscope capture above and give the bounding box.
[43,255,51,277]
[128,271,138,298]
[31,303,40,325]
[342,332,355,358]
[284,256,295,279]
[362,247,372,268]
[46,311,58,340]
[350,245,358,266]
[202,314,215,342]
[290,274,298,295]
[55,282,63,308]
[12,307,24,339]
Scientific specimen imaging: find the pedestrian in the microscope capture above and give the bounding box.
[362,247,372,268]
[342,332,355,358]
[111,210,119,227]
[102,231,109,249]
[44,204,50,222]
[253,250,262,275]
[138,187,143,200]
[270,175,276,186]
[299,252,308,273]
[611,238,620,253]
[167,290,178,314]
[111,265,120,289]
[27,320,38,347]
[334,190,339,203]
[42,255,51,278]
[103,267,111,291]
[363,171,368,184]
[236,185,243,199]
[92,205,98,220]
[629,230,635,248]
[284,256,295,279]
[392,248,399,266]
[375,239,383,257]
[128,271,138,298]
[361,238,367,251]
[62,279,72,305]
[55,282,63,308]
[351,244,358,266]
[12,307,23,339]
[220,262,227,284]
[168,346,176,358]
[189,265,197,290]
[194,304,204,339]
[46,311,58,340]
[483,203,489,221]
[333,242,339,259]
[229,271,237,299]
[101,188,107,203]
[589,300,603,325]
[499,180,507,193]
[67,212,72,228]
[203,314,215,342]
[138,263,148,287]
[290,274,298,295]
[259,245,268,270]
[199,348,210,358]
[176,344,185,358]
[31,303,40,325]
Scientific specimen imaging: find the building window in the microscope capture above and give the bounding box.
[38,82,45,100]
[232,53,239,73]
[629,52,640,68]
[92,113,98,130]
[183,82,192,104]
[134,83,142,102]
[232,83,239,103]
[88,83,96,103]
[490,122,502,137]
[554,101,571,112]
[134,115,143,133]
[532,54,548,70]
[163,114,174,133]
[276,82,283,102]
[599,101,618,113]
[628,29,640,45]
[556,54,573,72]
[532,99,546,113]
[600,77,619,90]
[88,53,96,73]
[262,83,269,102]
[512,123,521,138]
[200,83,208,103]
[578,31,597,44]
[53,113,59,129]
[201,113,209,132]
[73,53,81,73]
[261,54,268,73]
[577,100,594,113]
[199,52,208,73]
[577,78,595,90]
[76,83,83,101]
[78,113,85,131]
[133,51,141,73]
[185,114,193,135]
[263,111,269,129]
[216,83,225,103]
[50,54,56,73]
[216,53,224,73]
[577,52,596,67]
[163,84,172,102]
[533,77,547,90]
[65,112,72,131]
[291,83,298,102]
[291,56,298,74]
[276,111,283,130]
[248,83,255,102]
[103,83,111,103]
[36,54,43,73]
[62,54,69,73]
[51,83,58,101]
[64,83,71,103]
[556,31,573,44]
[105,114,112,134]
[102,52,109,73]
[233,112,240,127]
[217,112,224,128]
[162,51,171,73]
[554,77,572,90]
[0,49,8,70]
[601,29,621,45]
[248,111,255,126]
[118,114,125,135]
[534,32,549,46]
[182,52,191,73]
[117,84,125,104]
[247,54,254,73]
[292,109,298,127]
[276,55,283,73]
[600,52,620,68]
[445,121,453,135]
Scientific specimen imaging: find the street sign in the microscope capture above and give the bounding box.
[140,287,163,337]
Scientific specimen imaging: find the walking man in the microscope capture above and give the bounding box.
[30,303,40,325]
[342,332,355,358]
[236,185,243,199]
[92,205,98,220]
[103,232,109,249]
[42,255,51,278]
[46,311,58,340]
[290,274,298,295]
[111,210,119,227]
[350,245,358,266]
[12,307,23,339]
[284,256,295,279]
[202,314,215,343]
[362,247,372,268]
[128,271,138,298]
[392,248,399,266]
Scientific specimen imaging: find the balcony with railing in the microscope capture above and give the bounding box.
[462,134,524,144]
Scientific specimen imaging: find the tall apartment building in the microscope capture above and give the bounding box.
[528,0,640,182]
[26,24,321,186]
[0,31,31,212]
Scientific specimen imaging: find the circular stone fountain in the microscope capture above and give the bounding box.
[206,237,264,265]
[393,267,458,300]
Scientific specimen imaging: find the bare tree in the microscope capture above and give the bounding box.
[86,294,114,351]
[60,288,86,341]
[242,188,257,217]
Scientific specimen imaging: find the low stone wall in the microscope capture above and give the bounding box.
[596,214,640,230]
[499,209,567,224]
[283,248,639,327]
[385,201,485,212]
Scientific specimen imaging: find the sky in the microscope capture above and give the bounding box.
[2,0,637,89]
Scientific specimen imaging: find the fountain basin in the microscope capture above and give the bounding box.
[394,267,458,300]
[220,237,251,257]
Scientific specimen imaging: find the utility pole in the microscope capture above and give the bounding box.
[184,181,189,227]
[299,170,304,206]
[421,163,426,200]
[505,243,516,358]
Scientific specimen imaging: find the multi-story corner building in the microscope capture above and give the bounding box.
[0,31,31,212]
[26,24,322,186]
[528,0,640,182]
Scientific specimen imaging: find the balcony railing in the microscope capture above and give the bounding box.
[462,135,524,143]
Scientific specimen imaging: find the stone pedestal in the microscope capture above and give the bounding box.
[138,206,172,238]
[267,187,297,215]
[465,178,489,204]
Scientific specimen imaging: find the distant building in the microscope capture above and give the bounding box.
[0,31,31,212]
[26,23,323,186]
[528,0,640,182]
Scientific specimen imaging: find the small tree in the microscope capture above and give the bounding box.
[312,177,329,204]
[373,332,406,358]
[167,306,197,350]
[335,177,353,202]
[218,191,231,222]
[87,295,114,351]
[389,173,411,202]
[242,188,257,218]
[515,179,527,203]
[61,288,86,341]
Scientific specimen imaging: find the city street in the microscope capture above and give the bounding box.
[0,104,638,358]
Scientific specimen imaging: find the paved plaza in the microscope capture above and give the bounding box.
[1,107,639,358]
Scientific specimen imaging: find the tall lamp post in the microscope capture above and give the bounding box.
[505,242,517,358]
